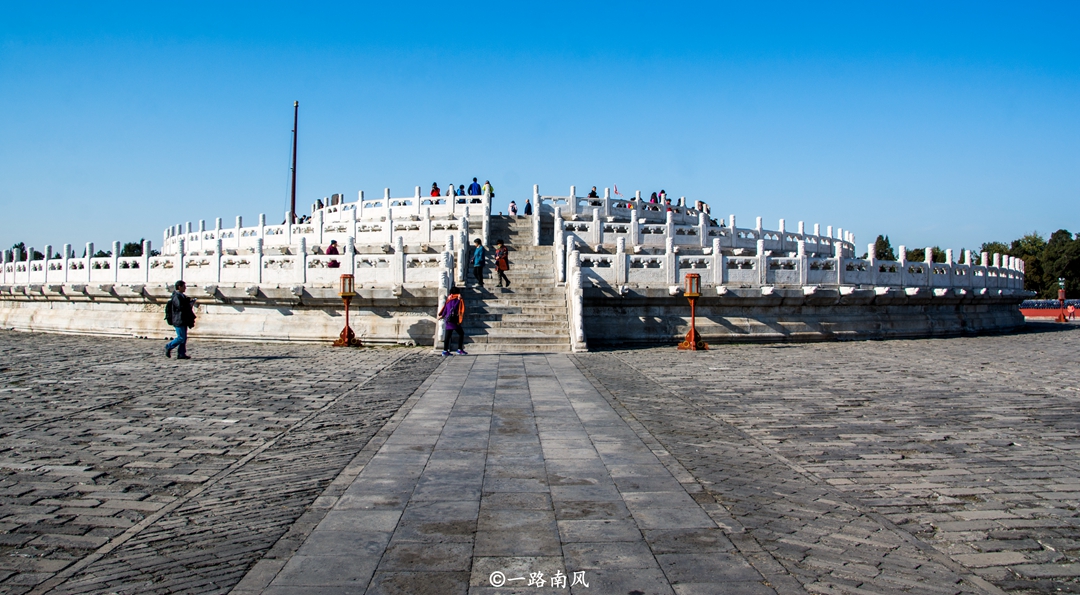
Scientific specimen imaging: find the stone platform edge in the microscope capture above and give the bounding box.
[0,282,1032,347]
[582,285,1032,345]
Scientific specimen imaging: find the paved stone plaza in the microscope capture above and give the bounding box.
[0,326,1078,594]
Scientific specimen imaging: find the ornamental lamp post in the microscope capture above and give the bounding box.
[678,273,708,351]
[333,274,363,347]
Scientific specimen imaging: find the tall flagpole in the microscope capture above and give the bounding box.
[290,101,299,224]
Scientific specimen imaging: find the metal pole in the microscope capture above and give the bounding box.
[290,101,298,224]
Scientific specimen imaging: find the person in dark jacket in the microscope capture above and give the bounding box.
[164,280,196,359]
[471,238,486,288]
[523,199,532,216]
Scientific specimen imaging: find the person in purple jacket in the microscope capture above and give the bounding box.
[438,287,468,356]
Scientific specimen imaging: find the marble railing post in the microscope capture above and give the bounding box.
[666,210,674,241]
[729,215,737,249]
[756,239,767,286]
[481,190,491,247]
[258,214,266,241]
[393,236,405,286]
[666,237,677,285]
[254,239,263,284]
[698,212,709,248]
[213,239,222,283]
[778,219,786,253]
[867,243,878,286]
[141,240,151,283]
[554,210,565,282]
[592,208,602,245]
[234,216,242,250]
[712,238,724,286]
[532,185,541,247]
[569,186,577,216]
[175,239,185,283]
[62,243,72,283]
[340,237,354,278]
[111,241,121,282]
[85,243,94,278]
[798,240,809,285]
[43,244,52,284]
[285,210,293,244]
[296,237,307,284]
[609,237,624,285]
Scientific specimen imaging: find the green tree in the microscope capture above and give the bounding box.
[1008,232,1046,294]
[873,235,896,261]
[121,240,144,257]
[1040,229,1080,298]
[905,247,946,263]
[979,241,1009,257]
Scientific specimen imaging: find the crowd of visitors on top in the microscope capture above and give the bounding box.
[429,177,494,205]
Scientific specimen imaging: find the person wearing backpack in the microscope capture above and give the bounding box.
[164,280,196,359]
[438,287,467,356]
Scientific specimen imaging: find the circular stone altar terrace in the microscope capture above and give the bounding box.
[0,185,1029,350]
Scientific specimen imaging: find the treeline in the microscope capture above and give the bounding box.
[866,231,1079,299]
[7,241,159,260]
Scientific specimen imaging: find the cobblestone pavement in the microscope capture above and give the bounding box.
[573,325,1080,595]
[0,331,440,595]
[5,327,1079,595]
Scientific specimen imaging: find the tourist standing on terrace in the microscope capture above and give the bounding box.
[495,240,511,287]
[509,201,518,217]
[468,178,481,196]
[482,180,494,199]
[472,238,486,288]
[588,186,599,198]
[438,287,467,356]
[431,183,440,197]
[523,199,532,216]
[164,280,195,360]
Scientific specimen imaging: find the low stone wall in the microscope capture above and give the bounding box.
[582,286,1029,346]
[0,284,439,345]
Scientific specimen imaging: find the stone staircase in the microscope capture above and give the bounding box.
[456,216,571,353]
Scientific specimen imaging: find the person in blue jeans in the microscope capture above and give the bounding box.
[164,280,196,359]
[472,238,486,288]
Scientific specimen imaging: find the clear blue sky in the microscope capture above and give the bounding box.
[2,2,1078,255]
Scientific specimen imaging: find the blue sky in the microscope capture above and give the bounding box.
[2,2,1078,255]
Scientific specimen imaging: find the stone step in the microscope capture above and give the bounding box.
[472,313,564,322]
[464,300,565,308]
[464,333,569,344]
[468,306,567,316]
[440,343,572,354]
[465,320,568,330]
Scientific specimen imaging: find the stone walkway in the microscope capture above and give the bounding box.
[243,354,770,595]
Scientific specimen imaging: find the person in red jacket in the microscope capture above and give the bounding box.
[494,240,510,287]
[431,183,441,197]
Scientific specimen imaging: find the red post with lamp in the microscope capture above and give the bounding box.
[333,274,363,347]
[678,273,708,351]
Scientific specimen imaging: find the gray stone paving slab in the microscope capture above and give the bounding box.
[256,353,773,594]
